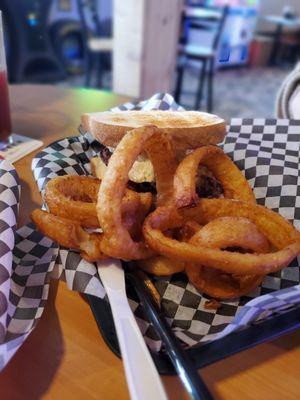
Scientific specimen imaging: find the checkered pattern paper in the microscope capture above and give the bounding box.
[0,161,20,343]
[0,94,300,370]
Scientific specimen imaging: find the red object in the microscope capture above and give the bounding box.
[0,70,12,140]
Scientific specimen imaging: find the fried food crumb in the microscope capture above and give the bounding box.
[204,299,221,310]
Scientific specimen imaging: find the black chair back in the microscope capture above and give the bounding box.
[212,6,228,50]
[184,5,229,51]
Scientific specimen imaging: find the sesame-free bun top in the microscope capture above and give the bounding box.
[81,110,226,159]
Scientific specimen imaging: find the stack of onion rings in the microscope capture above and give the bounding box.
[143,202,300,276]
[31,125,300,300]
[33,174,153,261]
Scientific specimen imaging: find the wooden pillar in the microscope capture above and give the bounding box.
[113,0,183,98]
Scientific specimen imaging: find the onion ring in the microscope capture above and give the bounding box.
[90,156,107,180]
[175,220,202,242]
[138,256,185,276]
[122,191,153,239]
[186,264,263,300]
[173,145,255,208]
[137,220,200,276]
[191,216,270,253]
[45,175,152,233]
[143,199,300,275]
[97,125,178,260]
[31,209,105,262]
[185,217,270,299]
[185,198,300,250]
[45,175,100,228]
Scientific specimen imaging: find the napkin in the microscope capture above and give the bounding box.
[0,163,57,369]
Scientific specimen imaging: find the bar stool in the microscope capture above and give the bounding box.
[174,5,228,112]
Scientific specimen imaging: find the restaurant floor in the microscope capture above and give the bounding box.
[180,65,289,121]
[59,65,290,122]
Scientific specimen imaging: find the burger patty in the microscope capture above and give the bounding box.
[96,143,223,198]
[196,168,223,199]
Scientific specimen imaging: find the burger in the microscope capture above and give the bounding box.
[81,110,226,197]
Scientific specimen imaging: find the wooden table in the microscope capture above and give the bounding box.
[0,85,299,400]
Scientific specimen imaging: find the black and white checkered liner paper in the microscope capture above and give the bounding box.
[1,94,300,369]
[0,160,23,365]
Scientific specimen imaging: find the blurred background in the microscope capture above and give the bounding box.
[1,0,300,119]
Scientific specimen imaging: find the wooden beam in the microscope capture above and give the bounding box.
[113,0,183,98]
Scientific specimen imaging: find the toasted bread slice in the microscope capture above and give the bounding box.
[81,110,226,159]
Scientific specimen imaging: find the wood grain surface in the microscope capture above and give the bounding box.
[0,85,299,400]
